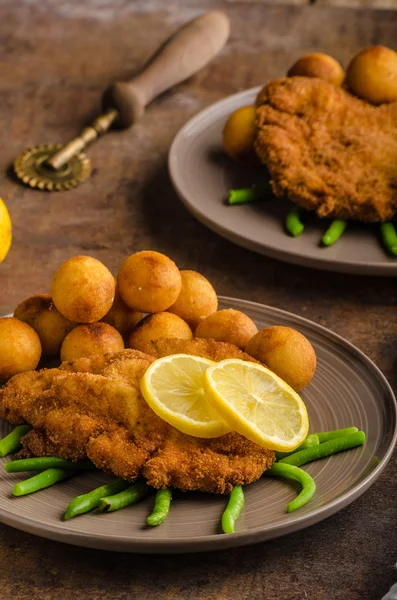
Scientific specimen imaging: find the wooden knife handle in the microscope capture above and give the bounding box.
[106,11,230,127]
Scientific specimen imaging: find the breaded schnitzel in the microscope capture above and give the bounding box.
[0,345,274,494]
[140,336,260,363]
[255,77,397,222]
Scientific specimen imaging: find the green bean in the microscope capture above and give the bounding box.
[380,222,397,256]
[147,488,172,527]
[264,463,316,512]
[321,219,347,247]
[299,434,320,449]
[5,457,94,473]
[314,427,358,443]
[12,468,76,497]
[276,428,358,460]
[279,431,366,467]
[64,479,129,520]
[275,434,320,461]
[0,425,31,457]
[97,482,149,513]
[227,183,272,205]
[221,485,245,534]
[285,206,304,237]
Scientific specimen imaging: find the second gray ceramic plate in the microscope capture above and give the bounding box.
[169,88,397,276]
[0,297,396,553]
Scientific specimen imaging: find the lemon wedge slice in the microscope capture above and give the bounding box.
[140,354,231,438]
[204,359,309,451]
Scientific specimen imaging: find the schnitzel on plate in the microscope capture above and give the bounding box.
[0,344,275,494]
[255,77,397,222]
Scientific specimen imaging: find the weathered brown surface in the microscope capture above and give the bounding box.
[234,0,397,6]
[318,0,396,7]
[0,1,397,599]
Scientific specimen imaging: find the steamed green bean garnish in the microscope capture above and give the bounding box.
[5,457,94,473]
[0,425,31,458]
[380,222,397,257]
[314,427,358,443]
[64,479,130,520]
[12,468,76,497]
[264,463,316,513]
[147,488,172,527]
[321,219,347,247]
[279,431,366,468]
[97,482,149,513]
[227,183,272,205]
[221,485,245,534]
[275,434,320,461]
[285,206,304,237]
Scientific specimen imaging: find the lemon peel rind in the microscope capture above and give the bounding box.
[204,359,309,452]
[140,354,231,439]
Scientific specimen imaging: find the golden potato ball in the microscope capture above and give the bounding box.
[287,53,345,86]
[101,287,143,340]
[51,256,115,323]
[60,322,124,362]
[129,312,193,353]
[167,270,218,329]
[222,105,259,164]
[346,46,397,104]
[117,250,182,313]
[0,317,42,382]
[195,309,258,349]
[14,294,76,357]
[245,326,316,392]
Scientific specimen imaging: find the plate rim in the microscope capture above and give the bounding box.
[168,86,397,277]
[0,297,396,553]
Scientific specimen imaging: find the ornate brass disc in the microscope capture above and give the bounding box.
[14,144,91,191]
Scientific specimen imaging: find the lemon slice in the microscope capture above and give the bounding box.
[140,354,231,438]
[204,359,309,451]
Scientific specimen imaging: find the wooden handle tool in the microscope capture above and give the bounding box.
[13,10,230,190]
[108,10,230,128]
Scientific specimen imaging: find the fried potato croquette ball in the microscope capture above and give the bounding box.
[101,287,143,340]
[346,46,397,105]
[0,317,42,382]
[14,294,76,357]
[245,326,316,392]
[222,105,259,164]
[287,53,345,87]
[195,309,258,349]
[167,270,218,329]
[60,322,124,362]
[129,312,193,353]
[117,250,182,313]
[51,256,115,323]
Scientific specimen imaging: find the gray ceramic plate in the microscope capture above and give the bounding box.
[169,87,397,277]
[0,297,396,553]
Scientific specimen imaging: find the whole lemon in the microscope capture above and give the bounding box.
[0,198,12,264]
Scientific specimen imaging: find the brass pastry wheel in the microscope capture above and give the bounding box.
[14,145,91,192]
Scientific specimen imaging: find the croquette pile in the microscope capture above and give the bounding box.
[0,250,316,393]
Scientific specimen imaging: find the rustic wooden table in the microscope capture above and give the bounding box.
[1,1,397,599]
